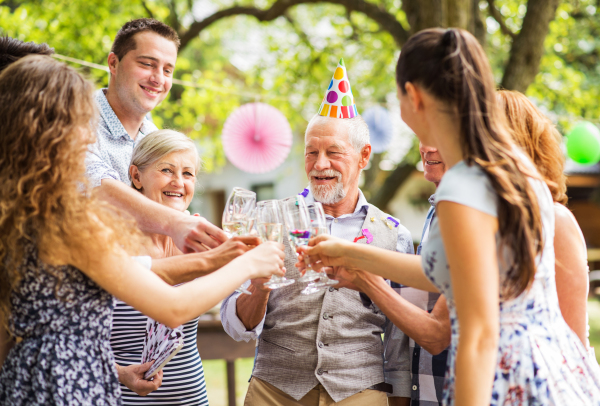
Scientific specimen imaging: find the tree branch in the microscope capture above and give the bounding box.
[369,162,416,211]
[141,0,155,19]
[283,11,316,52]
[501,0,560,92]
[179,0,409,50]
[168,0,181,33]
[486,0,516,39]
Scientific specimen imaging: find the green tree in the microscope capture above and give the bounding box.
[2,0,585,207]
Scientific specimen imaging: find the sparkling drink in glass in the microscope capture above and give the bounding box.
[280,196,321,283]
[223,188,256,294]
[256,200,295,289]
[303,202,338,294]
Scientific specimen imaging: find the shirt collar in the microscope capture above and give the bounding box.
[428,194,436,207]
[302,187,369,218]
[95,88,155,140]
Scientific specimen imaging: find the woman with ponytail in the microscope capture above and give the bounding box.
[303,28,600,405]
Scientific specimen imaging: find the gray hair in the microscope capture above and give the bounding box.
[305,114,370,152]
[130,129,199,188]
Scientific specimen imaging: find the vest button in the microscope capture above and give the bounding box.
[317,368,324,375]
[318,341,324,348]
[322,313,329,320]
[328,287,335,292]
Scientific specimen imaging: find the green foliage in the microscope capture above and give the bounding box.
[2,0,599,171]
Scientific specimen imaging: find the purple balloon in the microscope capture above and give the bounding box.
[326,91,338,103]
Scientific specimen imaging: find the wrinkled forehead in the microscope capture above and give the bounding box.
[304,118,351,149]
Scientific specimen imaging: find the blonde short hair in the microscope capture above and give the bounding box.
[130,129,199,188]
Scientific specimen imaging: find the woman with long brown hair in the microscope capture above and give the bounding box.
[498,89,591,349]
[303,29,600,405]
[0,55,284,405]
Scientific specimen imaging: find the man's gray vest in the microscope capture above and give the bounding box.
[252,204,398,402]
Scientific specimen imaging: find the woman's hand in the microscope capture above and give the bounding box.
[116,361,163,396]
[202,236,261,271]
[243,241,286,280]
[303,234,353,269]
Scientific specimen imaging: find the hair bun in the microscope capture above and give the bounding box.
[441,29,462,62]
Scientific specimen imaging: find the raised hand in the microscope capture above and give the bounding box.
[244,241,286,280]
[170,213,228,253]
[327,266,387,292]
[116,361,163,396]
[302,234,353,269]
[201,236,261,272]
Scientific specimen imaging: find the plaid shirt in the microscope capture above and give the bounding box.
[385,195,449,405]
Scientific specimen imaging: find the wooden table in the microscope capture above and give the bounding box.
[196,318,255,406]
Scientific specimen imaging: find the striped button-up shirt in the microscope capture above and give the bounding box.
[386,195,449,405]
[85,89,158,188]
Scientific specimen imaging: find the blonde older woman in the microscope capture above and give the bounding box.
[112,129,258,405]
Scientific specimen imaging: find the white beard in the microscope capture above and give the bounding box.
[308,169,347,205]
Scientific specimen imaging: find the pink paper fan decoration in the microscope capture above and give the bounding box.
[222,102,293,174]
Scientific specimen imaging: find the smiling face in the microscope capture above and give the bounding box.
[304,117,369,205]
[419,142,446,187]
[108,31,177,116]
[130,149,197,212]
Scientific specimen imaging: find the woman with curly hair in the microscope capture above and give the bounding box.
[0,55,284,406]
[498,89,591,350]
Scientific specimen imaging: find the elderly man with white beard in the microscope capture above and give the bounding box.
[220,56,415,406]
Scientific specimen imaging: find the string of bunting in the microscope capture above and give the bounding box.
[52,53,287,101]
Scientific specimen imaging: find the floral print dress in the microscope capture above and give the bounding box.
[0,245,121,406]
[421,160,600,405]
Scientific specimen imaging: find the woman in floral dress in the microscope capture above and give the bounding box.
[304,28,600,405]
[0,56,285,406]
[498,89,593,352]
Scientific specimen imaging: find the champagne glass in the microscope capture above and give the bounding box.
[256,200,295,289]
[223,188,256,294]
[280,196,320,283]
[302,202,339,295]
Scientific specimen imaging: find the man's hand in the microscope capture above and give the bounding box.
[201,236,260,273]
[329,266,388,293]
[170,213,228,253]
[116,361,163,396]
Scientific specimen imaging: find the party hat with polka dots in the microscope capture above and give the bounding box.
[317,58,358,119]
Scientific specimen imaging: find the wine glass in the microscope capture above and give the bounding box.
[223,188,256,295]
[302,202,339,295]
[256,200,295,289]
[280,195,321,283]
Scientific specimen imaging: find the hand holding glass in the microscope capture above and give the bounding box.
[223,188,256,295]
[256,200,295,289]
[280,196,321,283]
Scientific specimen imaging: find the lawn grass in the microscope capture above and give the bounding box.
[203,358,254,406]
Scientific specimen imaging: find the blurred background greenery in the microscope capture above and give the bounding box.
[3,0,600,202]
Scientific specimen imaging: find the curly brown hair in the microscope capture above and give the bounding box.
[0,55,144,321]
[497,90,567,205]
